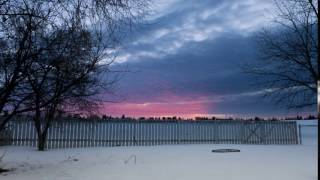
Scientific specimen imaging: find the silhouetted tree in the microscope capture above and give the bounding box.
[0,0,149,150]
[22,27,104,150]
[245,0,318,114]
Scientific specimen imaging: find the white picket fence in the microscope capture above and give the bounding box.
[2,119,299,148]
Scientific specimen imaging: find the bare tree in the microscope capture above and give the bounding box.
[0,0,52,130]
[24,27,112,150]
[0,0,149,150]
[245,0,318,114]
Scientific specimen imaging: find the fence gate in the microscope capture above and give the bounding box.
[243,121,298,144]
[242,121,264,144]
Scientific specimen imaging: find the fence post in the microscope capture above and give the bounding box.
[177,121,181,144]
[298,124,302,145]
[240,121,245,144]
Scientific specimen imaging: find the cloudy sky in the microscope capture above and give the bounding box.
[101,0,316,118]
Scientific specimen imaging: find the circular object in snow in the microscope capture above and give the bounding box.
[211,149,240,153]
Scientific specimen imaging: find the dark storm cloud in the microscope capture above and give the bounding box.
[116,34,256,97]
[105,0,315,117]
[111,33,284,116]
[116,0,273,63]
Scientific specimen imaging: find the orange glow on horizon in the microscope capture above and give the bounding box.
[100,100,217,119]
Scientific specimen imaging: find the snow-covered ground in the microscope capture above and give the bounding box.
[0,120,317,180]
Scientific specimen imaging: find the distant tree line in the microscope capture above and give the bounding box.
[48,114,317,121]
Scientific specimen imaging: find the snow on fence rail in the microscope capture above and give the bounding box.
[1,119,298,148]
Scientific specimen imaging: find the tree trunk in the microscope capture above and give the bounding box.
[318,1,319,120]
[34,95,46,151]
[37,131,48,151]
[318,80,320,119]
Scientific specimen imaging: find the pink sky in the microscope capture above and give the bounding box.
[100,93,229,118]
[102,101,206,118]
